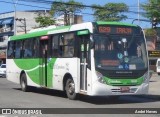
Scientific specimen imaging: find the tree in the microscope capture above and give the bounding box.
[92,3,128,21]
[144,28,157,51]
[35,12,55,27]
[50,0,84,25]
[142,0,160,24]
[145,28,157,37]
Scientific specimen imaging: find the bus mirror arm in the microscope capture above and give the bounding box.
[90,38,95,49]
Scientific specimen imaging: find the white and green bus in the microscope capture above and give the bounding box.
[6,21,149,100]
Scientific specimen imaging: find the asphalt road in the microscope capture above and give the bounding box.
[0,74,160,117]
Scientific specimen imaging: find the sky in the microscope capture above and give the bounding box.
[0,0,150,28]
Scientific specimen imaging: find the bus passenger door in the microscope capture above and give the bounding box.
[79,35,90,92]
[39,39,48,87]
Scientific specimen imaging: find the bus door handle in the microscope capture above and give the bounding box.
[80,63,88,65]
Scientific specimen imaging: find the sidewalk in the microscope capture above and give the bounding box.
[149,73,160,95]
[138,73,160,100]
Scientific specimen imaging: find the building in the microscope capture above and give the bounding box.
[0,11,83,64]
[145,28,160,71]
[55,14,83,26]
[0,10,48,64]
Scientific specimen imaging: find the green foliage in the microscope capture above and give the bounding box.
[144,28,157,36]
[51,0,84,16]
[92,3,128,21]
[35,0,84,27]
[35,12,55,27]
[51,0,84,25]
[142,0,160,23]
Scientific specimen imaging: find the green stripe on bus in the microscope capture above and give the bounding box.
[46,58,57,87]
[14,59,39,70]
[14,58,57,88]
[102,77,144,86]
[10,31,48,40]
[10,26,71,41]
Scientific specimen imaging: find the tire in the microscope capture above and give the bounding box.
[20,73,29,92]
[65,78,77,100]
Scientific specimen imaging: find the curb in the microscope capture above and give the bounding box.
[135,94,160,100]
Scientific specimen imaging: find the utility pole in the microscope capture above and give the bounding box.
[138,0,140,25]
[12,0,19,35]
[64,9,70,26]
[16,18,27,33]
[64,9,67,25]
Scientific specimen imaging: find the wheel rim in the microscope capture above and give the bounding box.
[68,80,75,95]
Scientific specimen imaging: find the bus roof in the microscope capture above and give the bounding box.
[10,21,138,41]
[96,21,138,27]
[10,25,71,41]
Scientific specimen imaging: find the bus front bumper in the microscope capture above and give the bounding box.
[90,82,149,96]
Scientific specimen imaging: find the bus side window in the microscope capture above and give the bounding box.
[51,35,59,57]
[7,41,15,58]
[32,38,39,58]
[51,33,74,58]
[24,39,33,58]
[63,33,74,57]
[59,35,64,57]
[15,41,23,59]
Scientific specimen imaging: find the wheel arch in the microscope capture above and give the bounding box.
[63,73,73,91]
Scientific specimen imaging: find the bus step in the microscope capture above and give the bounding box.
[79,90,87,94]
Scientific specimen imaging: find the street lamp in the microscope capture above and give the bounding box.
[12,0,19,35]
[132,19,150,24]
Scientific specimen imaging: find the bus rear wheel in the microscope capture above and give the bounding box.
[65,78,77,100]
[20,73,29,92]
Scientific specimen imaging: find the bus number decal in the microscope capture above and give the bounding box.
[99,27,111,33]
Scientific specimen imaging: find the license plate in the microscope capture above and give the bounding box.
[120,87,130,93]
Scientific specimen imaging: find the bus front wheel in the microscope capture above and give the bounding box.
[65,78,77,100]
[20,73,29,92]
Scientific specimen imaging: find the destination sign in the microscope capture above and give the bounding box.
[98,26,135,35]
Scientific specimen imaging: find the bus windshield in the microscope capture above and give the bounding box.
[94,34,148,71]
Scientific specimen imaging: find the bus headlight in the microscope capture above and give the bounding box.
[96,71,106,84]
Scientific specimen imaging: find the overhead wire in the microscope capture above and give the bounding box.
[16,0,149,15]
[0,0,51,9]
[0,0,154,21]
